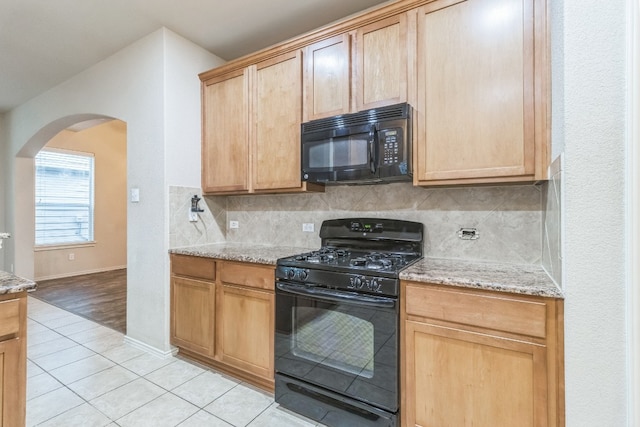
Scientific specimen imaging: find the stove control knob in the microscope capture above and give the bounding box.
[369,279,381,293]
[286,269,296,280]
[354,276,364,289]
[299,270,308,281]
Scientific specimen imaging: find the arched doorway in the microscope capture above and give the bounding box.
[16,114,127,332]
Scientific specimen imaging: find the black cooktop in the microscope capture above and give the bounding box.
[277,218,423,276]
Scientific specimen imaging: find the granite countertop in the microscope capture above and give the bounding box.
[169,243,314,265]
[170,244,562,298]
[400,257,563,298]
[0,271,37,295]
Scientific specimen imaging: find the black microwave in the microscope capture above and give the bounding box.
[301,103,412,184]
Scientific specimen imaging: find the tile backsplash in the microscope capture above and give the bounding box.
[170,182,548,265]
[542,155,563,285]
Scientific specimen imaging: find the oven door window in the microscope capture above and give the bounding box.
[275,288,398,412]
[293,306,374,378]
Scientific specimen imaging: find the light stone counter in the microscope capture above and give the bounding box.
[0,271,37,295]
[169,243,314,265]
[400,257,563,298]
[170,245,563,298]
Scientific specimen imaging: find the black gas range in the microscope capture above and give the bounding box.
[276,218,423,295]
[275,218,423,427]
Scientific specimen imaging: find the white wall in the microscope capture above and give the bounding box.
[556,0,629,425]
[3,28,222,353]
[0,114,6,271]
[628,0,640,423]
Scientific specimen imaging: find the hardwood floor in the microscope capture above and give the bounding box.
[32,269,127,333]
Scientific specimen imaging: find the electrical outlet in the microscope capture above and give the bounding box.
[302,223,314,232]
[130,188,140,203]
[229,220,239,229]
[458,228,479,240]
[68,253,75,261]
[188,211,198,222]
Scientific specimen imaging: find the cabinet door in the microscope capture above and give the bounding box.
[415,0,536,184]
[202,69,250,193]
[404,320,547,427]
[304,34,351,121]
[171,276,215,356]
[252,51,304,191]
[0,338,25,427]
[216,284,274,382]
[355,14,408,111]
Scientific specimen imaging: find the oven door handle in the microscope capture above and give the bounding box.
[276,282,396,309]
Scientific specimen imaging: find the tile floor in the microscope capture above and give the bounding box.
[26,296,322,427]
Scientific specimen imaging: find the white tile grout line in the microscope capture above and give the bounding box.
[26,297,289,427]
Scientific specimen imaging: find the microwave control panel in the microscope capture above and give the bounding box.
[381,129,402,165]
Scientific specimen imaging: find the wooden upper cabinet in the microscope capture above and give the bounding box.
[303,15,409,120]
[355,14,409,111]
[415,0,545,185]
[252,51,304,192]
[304,34,351,121]
[202,69,249,193]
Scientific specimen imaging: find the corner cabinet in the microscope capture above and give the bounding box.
[170,255,276,391]
[414,0,548,185]
[0,293,27,427]
[201,51,322,195]
[401,282,564,427]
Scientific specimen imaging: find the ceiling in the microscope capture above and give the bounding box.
[0,0,390,113]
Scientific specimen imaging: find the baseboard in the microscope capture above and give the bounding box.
[123,335,179,360]
[35,265,127,281]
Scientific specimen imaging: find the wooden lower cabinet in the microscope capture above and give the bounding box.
[0,293,27,427]
[171,276,215,357]
[401,281,564,427]
[170,255,275,391]
[215,284,274,383]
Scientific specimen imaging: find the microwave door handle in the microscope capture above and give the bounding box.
[369,125,377,174]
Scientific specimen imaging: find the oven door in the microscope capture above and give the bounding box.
[275,281,398,414]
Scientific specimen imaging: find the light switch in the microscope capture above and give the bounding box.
[130,188,140,203]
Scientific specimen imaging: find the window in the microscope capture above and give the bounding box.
[35,149,95,246]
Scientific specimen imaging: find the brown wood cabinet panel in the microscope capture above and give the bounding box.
[252,51,304,191]
[355,14,408,110]
[405,320,546,427]
[0,299,20,338]
[215,284,274,383]
[401,281,563,427]
[202,69,250,193]
[405,284,547,338]
[170,276,215,357]
[171,254,215,281]
[0,339,24,427]
[304,33,351,121]
[415,0,540,185]
[0,293,26,427]
[218,261,274,291]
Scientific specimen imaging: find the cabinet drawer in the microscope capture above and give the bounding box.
[171,255,216,281]
[405,284,547,338]
[0,298,21,338]
[219,262,274,290]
